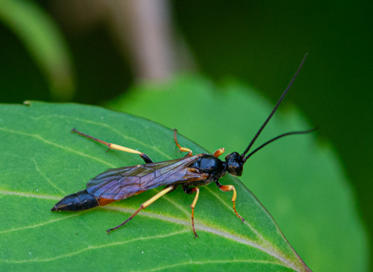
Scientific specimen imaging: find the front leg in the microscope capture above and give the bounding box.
[215,180,245,222]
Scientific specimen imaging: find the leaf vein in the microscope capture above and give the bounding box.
[0,213,81,235]
[0,230,188,264]
[0,127,114,168]
[32,158,66,195]
[133,259,294,272]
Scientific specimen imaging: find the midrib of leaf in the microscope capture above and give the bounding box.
[0,105,308,271]
[0,188,297,271]
[131,259,295,272]
[0,215,290,271]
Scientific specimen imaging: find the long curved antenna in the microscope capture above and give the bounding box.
[240,53,309,159]
[242,128,316,162]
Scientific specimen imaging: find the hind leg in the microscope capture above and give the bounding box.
[107,186,175,233]
[72,128,152,163]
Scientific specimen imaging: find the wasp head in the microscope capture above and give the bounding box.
[225,152,244,176]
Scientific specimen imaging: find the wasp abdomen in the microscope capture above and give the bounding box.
[51,190,99,211]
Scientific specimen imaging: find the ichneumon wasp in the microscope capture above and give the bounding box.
[52,53,314,237]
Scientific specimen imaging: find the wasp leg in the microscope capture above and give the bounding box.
[213,148,225,158]
[183,185,200,238]
[106,185,174,233]
[173,129,192,156]
[72,128,152,163]
[215,181,245,222]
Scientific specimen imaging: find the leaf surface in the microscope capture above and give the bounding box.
[0,102,310,271]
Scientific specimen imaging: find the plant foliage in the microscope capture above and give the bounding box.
[0,101,312,271]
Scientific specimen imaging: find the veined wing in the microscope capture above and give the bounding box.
[86,154,206,200]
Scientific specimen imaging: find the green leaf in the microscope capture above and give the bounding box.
[0,102,310,271]
[0,0,74,100]
[110,76,368,272]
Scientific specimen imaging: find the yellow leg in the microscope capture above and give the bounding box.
[173,129,193,156]
[107,186,175,233]
[219,185,245,222]
[72,128,152,163]
[190,187,200,238]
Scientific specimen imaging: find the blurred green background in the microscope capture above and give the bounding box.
[0,0,371,270]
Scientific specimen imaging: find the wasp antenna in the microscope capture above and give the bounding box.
[243,128,316,162]
[240,52,309,159]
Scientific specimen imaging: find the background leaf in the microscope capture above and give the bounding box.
[0,0,74,100]
[0,102,310,271]
[110,76,368,272]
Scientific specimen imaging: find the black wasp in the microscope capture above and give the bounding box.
[52,54,313,237]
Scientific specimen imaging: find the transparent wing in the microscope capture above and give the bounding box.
[86,155,205,200]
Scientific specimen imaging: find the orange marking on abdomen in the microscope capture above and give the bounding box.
[98,198,115,206]
[98,191,146,206]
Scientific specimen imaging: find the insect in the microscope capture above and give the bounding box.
[52,53,313,237]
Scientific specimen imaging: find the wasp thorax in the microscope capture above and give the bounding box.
[191,155,224,173]
[225,152,243,176]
